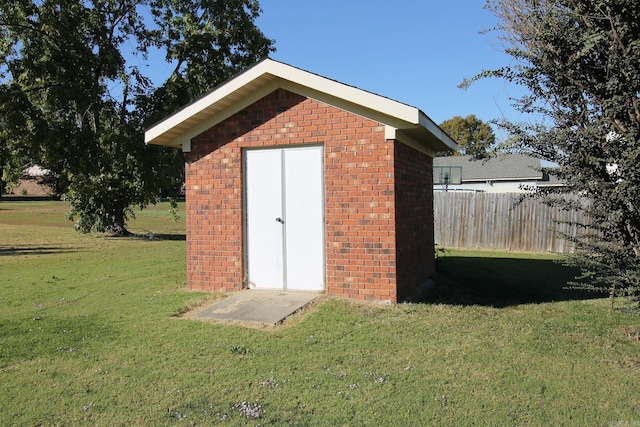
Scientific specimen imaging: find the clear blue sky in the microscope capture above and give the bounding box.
[255,0,526,129]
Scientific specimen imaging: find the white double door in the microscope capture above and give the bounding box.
[245,146,324,291]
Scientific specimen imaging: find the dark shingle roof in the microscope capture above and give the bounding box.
[433,154,542,182]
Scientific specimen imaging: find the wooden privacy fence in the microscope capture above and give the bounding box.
[433,192,589,253]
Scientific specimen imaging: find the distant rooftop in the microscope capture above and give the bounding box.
[433,154,543,182]
[23,165,51,177]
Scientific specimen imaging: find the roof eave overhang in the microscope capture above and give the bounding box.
[144,59,458,154]
[397,111,457,153]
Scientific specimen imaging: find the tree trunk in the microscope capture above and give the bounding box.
[106,223,132,237]
[106,209,132,237]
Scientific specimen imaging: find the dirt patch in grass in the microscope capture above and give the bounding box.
[172,292,228,318]
[621,326,640,344]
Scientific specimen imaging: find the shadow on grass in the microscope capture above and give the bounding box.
[152,233,186,241]
[424,255,603,307]
[101,233,186,241]
[0,195,57,202]
[0,245,79,257]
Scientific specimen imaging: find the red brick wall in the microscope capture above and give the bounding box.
[393,141,435,301]
[324,120,396,301]
[184,88,434,302]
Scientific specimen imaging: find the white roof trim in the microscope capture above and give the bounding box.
[144,63,278,145]
[145,58,457,153]
[164,80,281,148]
[418,112,456,150]
[265,61,420,123]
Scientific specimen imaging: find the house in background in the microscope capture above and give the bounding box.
[145,58,456,302]
[8,165,53,196]
[433,154,562,193]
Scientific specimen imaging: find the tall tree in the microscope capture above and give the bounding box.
[0,0,273,234]
[438,114,495,158]
[0,132,22,197]
[465,0,640,306]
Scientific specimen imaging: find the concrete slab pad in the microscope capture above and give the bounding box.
[187,290,321,326]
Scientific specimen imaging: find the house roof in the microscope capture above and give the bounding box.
[433,154,543,182]
[23,165,51,177]
[144,58,457,154]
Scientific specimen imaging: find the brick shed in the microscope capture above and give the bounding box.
[145,59,456,303]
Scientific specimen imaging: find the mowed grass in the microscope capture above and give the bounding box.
[1,200,639,426]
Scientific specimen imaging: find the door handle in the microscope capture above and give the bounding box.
[275,217,284,224]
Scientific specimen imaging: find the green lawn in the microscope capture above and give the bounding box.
[1,200,638,426]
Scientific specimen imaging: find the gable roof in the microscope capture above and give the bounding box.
[144,58,457,154]
[433,154,543,182]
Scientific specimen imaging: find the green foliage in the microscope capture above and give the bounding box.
[470,0,640,305]
[438,114,495,158]
[0,0,274,233]
[0,146,22,196]
[136,0,275,125]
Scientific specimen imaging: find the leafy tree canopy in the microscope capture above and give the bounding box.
[466,0,640,306]
[438,114,495,158]
[0,0,274,234]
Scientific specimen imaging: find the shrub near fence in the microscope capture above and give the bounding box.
[433,192,588,253]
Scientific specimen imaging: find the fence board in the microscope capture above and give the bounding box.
[433,192,588,253]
